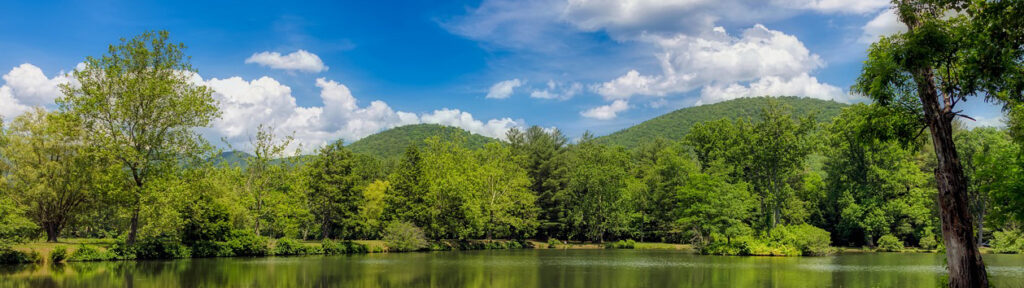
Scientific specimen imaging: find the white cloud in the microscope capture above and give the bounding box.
[245,50,328,73]
[196,74,522,153]
[0,63,74,120]
[530,80,582,100]
[595,25,826,101]
[486,78,523,99]
[772,0,889,14]
[859,9,907,43]
[580,99,629,120]
[698,73,853,105]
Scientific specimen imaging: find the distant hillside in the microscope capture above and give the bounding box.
[595,97,848,148]
[347,124,497,159]
[212,150,252,167]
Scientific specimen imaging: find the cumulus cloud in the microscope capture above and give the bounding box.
[698,73,851,105]
[859,9,907,43]
[580,99,629,120]
[595,25,828,101]
[0,63,74,120]
[530,80,582,100]
[486,78,523,99]
[195,74,522,153]
[245,50,328,73]
[772,0,889,14]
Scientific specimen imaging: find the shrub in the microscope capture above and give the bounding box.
[876,234,904,252]
[918,233,938,250]
[547,238,560,249]
[274,238,312,256]
[382,222,429,252]
[322,239,347,255]
[69,245,116,261]
[0,248,41,264]
[135,235,192,259]
[991,229,1024,254]
[50,246,68,263]
[191,241,234,258]
[226,230,270,256]
[769,224,834,256]
[605,239,636,249]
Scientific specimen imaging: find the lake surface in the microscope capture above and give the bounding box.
[2,249,1024,287]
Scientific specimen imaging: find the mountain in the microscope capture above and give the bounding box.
[594,97,848,149]
[346,123,497,159]
[212,150,252,167]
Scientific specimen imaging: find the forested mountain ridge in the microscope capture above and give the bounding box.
[595,97,848,148]
[346,123,496,159]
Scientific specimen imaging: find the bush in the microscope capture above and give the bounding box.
[547,238,560,249]
[50,246,68,263]
[382,222,429,252]
[190,241,234,258]
[0,248,41,264]
[918,233,938,250]
[135,235,192,259]
[991,229,1024,254]
[69,245,116,261]
[769,224,834,256]
[274,238,312,256]
[605,239,636,249]
[322,239,367,255]
[226,230,270,256]
[876,234,904,252]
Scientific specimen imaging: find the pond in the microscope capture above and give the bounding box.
[2,249,1024,287]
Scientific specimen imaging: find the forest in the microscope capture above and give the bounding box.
[0,3,1023,271]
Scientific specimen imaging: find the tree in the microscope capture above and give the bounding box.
[241,124,294,236]
[631,140,696,242]
[360,180,389,238]
[557,134,631,242]
[854,1,1024,285]
[385,146,429,228]
[822,104,934,247]
[305,141,362,240]
[507,126,568,238]
[58,31,219,245]
[675,171,755,246]
[3,109,110,242]
[474,142,538,239]
[419,136,483,239]
[956,127,1018,245]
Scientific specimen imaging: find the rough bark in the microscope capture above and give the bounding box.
[913,67,989,288]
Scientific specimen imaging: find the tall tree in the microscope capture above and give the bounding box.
[241,124,294,236]
[854,1,1024,285]
[956,127,1017,245]
[507,126,568,238]
[385,146,429,228]
[558,133,631,242]
[420,136,483,239]
[474,142,537,239]
[58,31,219,245]
[3,109,110,242]
[305,141,362,240]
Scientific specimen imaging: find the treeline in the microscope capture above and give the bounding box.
[3,31,1024,261]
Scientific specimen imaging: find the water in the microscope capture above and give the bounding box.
[2,250,1024,287]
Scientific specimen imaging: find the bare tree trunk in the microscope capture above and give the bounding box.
[45,222,60,243]
[127,200,140,245]
[913,67,988,288]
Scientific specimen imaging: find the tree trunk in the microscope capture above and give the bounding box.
[127,203,140,245]
[913,67,988,288]
[44,222,60,243]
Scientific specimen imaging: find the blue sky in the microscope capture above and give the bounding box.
[0,0,1007,152]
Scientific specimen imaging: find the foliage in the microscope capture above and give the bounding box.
[306,141,363,240]
[225,230,270,257]
[919,232,938,250]
[58,30,220,244]
[547,238,560,249]
[347,124,495,159]
[274,238,316,256]
[605,239,636,249]
[0,248,41,264]
[135,235,192,259]
[68,245,118,261]
[382,221,428,252]
[50,246,67,263]
[990,229,1024,254]
[321,239,368,255]
[876,234,904,252]
[767,224,834,256]
[558,134,632,243]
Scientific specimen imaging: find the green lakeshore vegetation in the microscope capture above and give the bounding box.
[1,6,1024,282]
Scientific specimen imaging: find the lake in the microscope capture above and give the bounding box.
[3,249,1024,287]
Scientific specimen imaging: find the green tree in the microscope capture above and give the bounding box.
[360,180,389,238]
[507,126,568,238]
[305,141,362,240]
[558,134,631,242]
[853,1,1024,284]
[956,127,1019,244]
[58,31,219,245]
[420,136,483,239]
[385,146,429,228]
[675,171,756,246]
[631,140,697,242]
[2,109,112,242]
[240,124,294,237]
[474,142,538,239]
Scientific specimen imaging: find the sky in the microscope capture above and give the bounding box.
[0,0,1009,153]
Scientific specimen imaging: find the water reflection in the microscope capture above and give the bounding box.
[2,250,1023,287]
